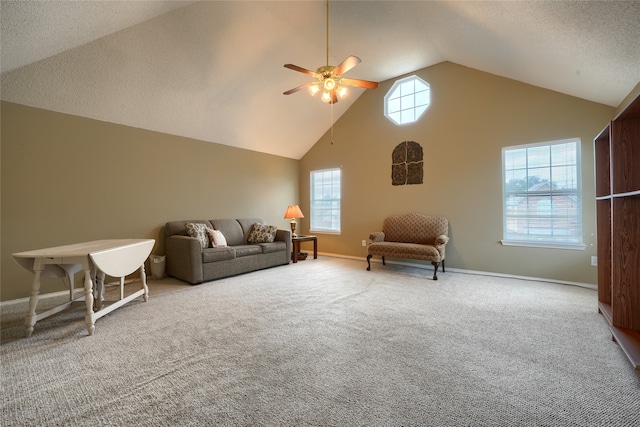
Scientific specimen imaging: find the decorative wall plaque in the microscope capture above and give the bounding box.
[392,141,423,185]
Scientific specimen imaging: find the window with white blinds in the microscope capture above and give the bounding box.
[502,139,585,249]
[310,168,341,233]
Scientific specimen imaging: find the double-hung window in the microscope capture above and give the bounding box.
[310,168,341,233]
[502,138,584,249]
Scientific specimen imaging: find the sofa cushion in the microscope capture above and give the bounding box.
[237,218,266,242]
[206,229,228,247]
[259,241,287,254]
[202,247,235,263]
[382,213,448,244]
[234,245,262,257]
[185,222,210,249]
[368,241,441,261]
[247,223,278,243]
[211,219,245,246]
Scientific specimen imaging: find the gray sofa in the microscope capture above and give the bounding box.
[165,218,291,284]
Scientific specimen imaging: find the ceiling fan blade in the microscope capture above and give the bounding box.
[284,63,318,78]
[333,56,361,76]
[283,82,317,95]
[330,89,338,104]
[340,78,379,89]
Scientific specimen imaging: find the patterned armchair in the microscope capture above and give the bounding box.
[366,213,449,280]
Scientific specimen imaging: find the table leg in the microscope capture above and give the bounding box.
[94,269,106,310]
[60,264,83,302]
[140,264,149,302]
[24,261,43,337]
[83,269,96,336]
[313,239,318,259]
[292,241,299,263]
[66,269,74,301]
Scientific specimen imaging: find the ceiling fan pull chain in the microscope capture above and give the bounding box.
[330,101,334,145]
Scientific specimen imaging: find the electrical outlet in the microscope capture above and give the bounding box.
[591,256,597,266]
[362,240,366,247]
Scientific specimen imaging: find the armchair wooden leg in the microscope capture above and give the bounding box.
[431,261,440,280]
[382,256,386,265]
[442,259,445,272]
[366,255,372,271]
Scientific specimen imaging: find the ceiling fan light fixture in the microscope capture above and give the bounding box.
[324,78,336,91]
[321,91,331,102]
[337,86,347,98]
[308,84,320,96]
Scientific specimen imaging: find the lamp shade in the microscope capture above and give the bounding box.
[284,205,304,219]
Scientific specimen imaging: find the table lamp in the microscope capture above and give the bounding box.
[284,205,304,237]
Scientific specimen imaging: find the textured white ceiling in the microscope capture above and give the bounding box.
[2,1,639,159]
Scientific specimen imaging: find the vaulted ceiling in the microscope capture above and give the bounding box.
[2,1,639,159]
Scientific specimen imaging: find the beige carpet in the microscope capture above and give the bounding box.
[2,257,639,426]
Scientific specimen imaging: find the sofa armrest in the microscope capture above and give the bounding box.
[369,231,385,243]
[165,235,203,284]
[434,234,450,259]
[434,235,449,246]
[275,229,292,258]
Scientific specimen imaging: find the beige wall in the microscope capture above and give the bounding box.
[298,62,615,285]
[1,102,299,301]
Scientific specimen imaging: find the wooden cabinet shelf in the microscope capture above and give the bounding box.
[594,94,640,370]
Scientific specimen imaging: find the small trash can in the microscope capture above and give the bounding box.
[149,255,165,280]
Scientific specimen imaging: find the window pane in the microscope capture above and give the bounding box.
[527,167,550,188]
[505,168,527,191]
[414,79,428,92]
[552,165,577,189]
[527,146,550,168]
[505,148,526,170]
[400,94,415,110]
[401,109,414,124]
[387,98,400,114]
[415,90,430,106]
[400,81,414,96]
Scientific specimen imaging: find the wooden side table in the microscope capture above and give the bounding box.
[291,235,317,263]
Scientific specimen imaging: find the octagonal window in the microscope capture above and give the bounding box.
[384,75,430,125]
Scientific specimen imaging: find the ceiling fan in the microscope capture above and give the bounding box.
[283,0,379,104]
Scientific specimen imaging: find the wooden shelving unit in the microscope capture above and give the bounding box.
[594,93,640,370]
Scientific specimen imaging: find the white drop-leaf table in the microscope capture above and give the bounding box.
[12,239,155,337]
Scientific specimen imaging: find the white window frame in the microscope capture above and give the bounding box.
[310,168,341,234]
[501,138,585,250]
[384,75,431,125]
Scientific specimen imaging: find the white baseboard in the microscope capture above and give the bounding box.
[1,254,596,307]
[317,252,597,290]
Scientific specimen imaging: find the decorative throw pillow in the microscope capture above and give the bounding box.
[206,229,228,247]
[247,223,278,243]
[185,222,210,249]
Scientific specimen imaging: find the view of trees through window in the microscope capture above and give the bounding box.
[502,139,582,246]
